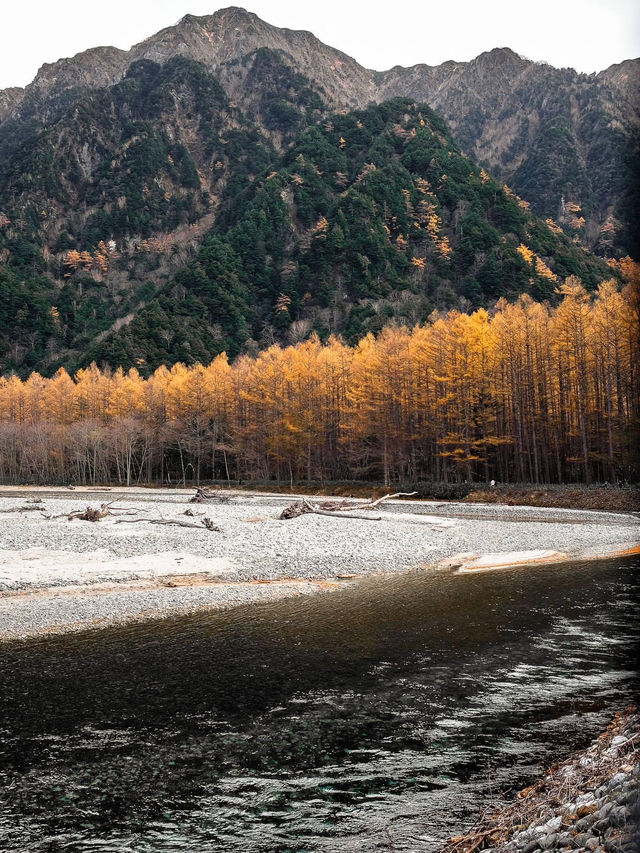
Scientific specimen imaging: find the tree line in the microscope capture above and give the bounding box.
[0,277,637,487]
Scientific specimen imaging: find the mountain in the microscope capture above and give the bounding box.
[86,97,613,373]
[1,7,637,257]
[379,49,640,257]
[0,52,613,375]
[0,51,323,372]
[0,7,371,150]
[0,9,634,376]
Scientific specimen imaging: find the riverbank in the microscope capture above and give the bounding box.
[155,481,640,512]
[441,707,639,853]
[1,487,638,640]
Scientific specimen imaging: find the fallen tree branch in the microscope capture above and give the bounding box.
[360,490,417,507]
[279,491,417,519]
[306,508,383,520]
[115,516,221,531]
[67,502,115,522]
[113,518,148,524]
[151,517,221,531]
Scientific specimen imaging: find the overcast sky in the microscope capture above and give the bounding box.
[2,0,639,90]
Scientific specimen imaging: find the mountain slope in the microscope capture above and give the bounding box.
[379,49,640,255]
[0,18,631,377]
[0,55,292,372]
[0,56,617,375]
[85,98,613,372]
[1,8,637,255]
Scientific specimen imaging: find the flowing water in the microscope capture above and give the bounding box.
[0,556,638,852]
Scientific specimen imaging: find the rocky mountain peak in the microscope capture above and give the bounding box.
[469,46,529,75]
[597,57,640,98]
[8,45,129,127]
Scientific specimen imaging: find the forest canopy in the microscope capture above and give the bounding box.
[0,280,637,487]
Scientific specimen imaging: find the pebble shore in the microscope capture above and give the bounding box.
[442,709,639,853]
[0,487,638,640]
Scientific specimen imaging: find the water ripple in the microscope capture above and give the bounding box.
[0,556,638,852]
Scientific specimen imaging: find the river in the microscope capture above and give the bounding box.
[0,555,638,852]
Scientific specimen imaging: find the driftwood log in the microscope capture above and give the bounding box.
[190,488,230,504]
[44,503,147,522]
[279,492,417,520]
[67,502,115,522]
[115,516,221,531]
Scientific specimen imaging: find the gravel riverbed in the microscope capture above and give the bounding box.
[1,486,638,640]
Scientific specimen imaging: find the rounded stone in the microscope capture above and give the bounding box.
[592,818,610,834]
[609,806,630,828]
[576,795,598,808]
[540,833,559,850]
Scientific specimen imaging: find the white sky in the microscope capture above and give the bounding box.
[2,0,639,90]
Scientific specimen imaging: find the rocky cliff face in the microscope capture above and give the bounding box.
[0,88,24,123]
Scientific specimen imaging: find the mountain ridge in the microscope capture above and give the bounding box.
[4,10,637,110]
[0,55,614,375]
[2,7,637,255]
[0,9,636,376]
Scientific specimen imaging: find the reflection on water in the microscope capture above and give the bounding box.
[0,557,638,852]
